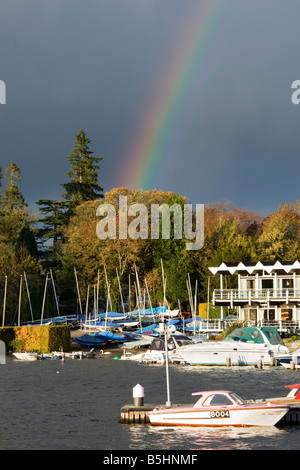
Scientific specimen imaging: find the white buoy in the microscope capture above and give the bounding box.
[133,384,144,406]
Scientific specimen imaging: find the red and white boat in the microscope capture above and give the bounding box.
[148,390,289,427]
[262,384,300,403]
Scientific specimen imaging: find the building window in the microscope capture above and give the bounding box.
[282,279,293,289]
[262,279,273,289]
[263,309,275,321]
[243,308,257,322]
[281,309,292,321]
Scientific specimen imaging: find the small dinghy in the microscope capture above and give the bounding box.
[12,352,57,361]
[13,352,39,361]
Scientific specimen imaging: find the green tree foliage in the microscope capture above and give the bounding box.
[0,162,39,264]
[37,199,69,268]
[61,129,103,213]
[56,188,195,308]
[0,163,41,323]
[37,129,103,268]
[3,152,300,320]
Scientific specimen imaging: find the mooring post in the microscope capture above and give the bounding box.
[133,384,144,406]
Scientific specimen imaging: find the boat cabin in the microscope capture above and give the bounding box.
[191,390,246,408]
[150,334,195,352]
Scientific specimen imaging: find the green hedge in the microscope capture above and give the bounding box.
[0,325,71,353]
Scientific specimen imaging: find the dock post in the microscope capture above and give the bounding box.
[133,384,144,406]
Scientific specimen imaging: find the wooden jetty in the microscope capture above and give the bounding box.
[280,403,300,424]
[120,404,154,424]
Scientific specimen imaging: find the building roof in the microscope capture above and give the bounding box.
[208,261,300,275]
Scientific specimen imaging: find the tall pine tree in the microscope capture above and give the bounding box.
[61,129,103,214]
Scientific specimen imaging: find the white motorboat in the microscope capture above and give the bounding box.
[120,334,196,364]
[256,383,300,403]
[158,309,180,319]
[13,352,39,361]
[13,351,57,361]
[148,390,289,427]
[177,326,289,366]
[275,350,300,369]
[51,348,96,359]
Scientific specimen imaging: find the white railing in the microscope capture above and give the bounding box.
[183,319,300,334]
[213,289,300,302]
[183,319,225,333]
[256,320,300,333]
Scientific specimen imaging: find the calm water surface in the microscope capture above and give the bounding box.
[0,354,300,450]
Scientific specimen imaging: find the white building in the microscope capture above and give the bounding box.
[209,261,300,327]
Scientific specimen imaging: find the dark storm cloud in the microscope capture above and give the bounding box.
[0,0,299,216]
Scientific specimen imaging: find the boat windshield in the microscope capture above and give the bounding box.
[175,338,193,346]
[223,327,264,344]
[203,394,234,406]
[229,392,246,405]
[261,327,285,345]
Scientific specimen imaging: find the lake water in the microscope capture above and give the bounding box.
[1,353,300,452]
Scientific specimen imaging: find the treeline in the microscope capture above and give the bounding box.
[1,128,300,322]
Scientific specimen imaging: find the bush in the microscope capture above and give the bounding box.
[215,321,245,340]
[0,325,70,353]
[290,335,300,342]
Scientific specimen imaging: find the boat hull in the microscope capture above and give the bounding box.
[178,346,280,366]
[149,405,288,427]
[277,357,300,369]
[13,352,38,361]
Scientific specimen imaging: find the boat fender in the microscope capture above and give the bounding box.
[267,402,272,406]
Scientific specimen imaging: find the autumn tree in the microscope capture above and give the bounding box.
[56,188,198,309]
[255,203,300,261]
[190,202,261,303]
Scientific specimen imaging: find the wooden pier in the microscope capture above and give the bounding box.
[280,403,300,424]
[120,404,154,424]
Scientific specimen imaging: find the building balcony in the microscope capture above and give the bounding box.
[212,288,300,306]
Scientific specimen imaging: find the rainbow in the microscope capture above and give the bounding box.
[117,0,228,190]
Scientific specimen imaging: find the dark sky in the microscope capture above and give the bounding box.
[0,0,300,217]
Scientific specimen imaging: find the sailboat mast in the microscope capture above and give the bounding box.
[18,274,23,327]
[50,269,60,316]
[74,267,83,315]
[2,275,7,327]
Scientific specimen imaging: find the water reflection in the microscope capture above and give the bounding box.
[126,423,287,450]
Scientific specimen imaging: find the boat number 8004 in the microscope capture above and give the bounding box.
[210,410,230,418]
